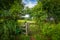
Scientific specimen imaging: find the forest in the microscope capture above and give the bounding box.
[0,0,60,40]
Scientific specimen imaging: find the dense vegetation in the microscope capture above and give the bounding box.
[0,0,23,40]
[31,0,60,40]
[0,0,60,40]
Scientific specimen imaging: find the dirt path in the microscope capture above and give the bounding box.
[30,36,35,40]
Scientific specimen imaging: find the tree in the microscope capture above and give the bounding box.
[32,2,48,24]
[0,0,23,40]
[41,0,60,23]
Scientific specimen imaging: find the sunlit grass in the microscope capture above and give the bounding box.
[17,20,35,23]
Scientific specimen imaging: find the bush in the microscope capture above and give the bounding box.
[20,35,30,40]
[40,23,60,40]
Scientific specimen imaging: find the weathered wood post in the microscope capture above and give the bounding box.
[25,22,29,36]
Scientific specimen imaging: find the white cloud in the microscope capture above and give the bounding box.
[22,0,37,8]
[25,2,37,8]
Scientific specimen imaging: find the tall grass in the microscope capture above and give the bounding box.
[29,22,60,40]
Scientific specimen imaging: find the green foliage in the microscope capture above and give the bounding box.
[0,0,23,40]
[9,0,23,13]
[40,23,60,40]
[41,0,60,22]
[0,0,22,10]
[0,20,16,40]
[0,0,14,10]
[30,23,60,40]
[20,35,30,40]
[0,0,60,40]
[29,0,60,40]
[32,2,48,23]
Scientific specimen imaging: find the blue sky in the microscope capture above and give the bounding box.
[22,0,37,8]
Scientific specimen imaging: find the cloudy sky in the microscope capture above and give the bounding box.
[22,0,37,8]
